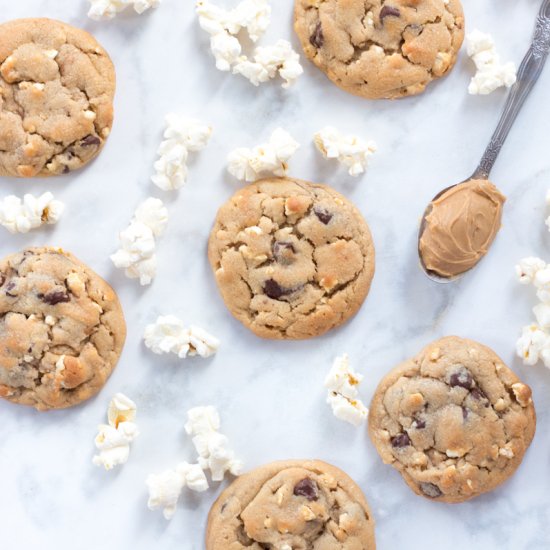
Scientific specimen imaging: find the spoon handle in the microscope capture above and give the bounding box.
[472,0,550,179]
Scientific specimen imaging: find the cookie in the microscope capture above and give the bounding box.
[0,247,126,411]
[294,0,465,99]
[0,18,115,177]
[208,177,375,339]
[368,336,536,503]
[206,460,376,549]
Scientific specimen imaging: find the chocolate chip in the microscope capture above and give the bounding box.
[449,369,473,389]
[380,6,401,22]
[40,290,70,305]
[63,165,70,174]
[314,208,333,225]
[413,417,426,429]
[81,135,101,147]
[462,406,469,420]
[293,478,319,501]
[391,433,411,448]
[273,242,296,264]
[470,387,486,400]
[309,22,324,48]
[264,279,293,300]
[0,273,5,287]
[5,281,16,297]
[419,482,442,498]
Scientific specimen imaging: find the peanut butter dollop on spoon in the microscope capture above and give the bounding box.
[419,179,506,279]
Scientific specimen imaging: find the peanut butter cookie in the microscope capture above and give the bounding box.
[208,177,375,339]
[294,0,465,99]
[206,460,376,549]
[0,18,115,177]
[0,247,126,410]
[368,336,536,503]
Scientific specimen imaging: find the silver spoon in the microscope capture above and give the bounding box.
[418,0,550,283]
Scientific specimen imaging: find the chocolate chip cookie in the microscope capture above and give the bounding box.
[0,247,126,411]
[0,18,115,177]
[294,0,465,99]
[208,177,375,339]
[368,336,536,503]
[206,460,376,549]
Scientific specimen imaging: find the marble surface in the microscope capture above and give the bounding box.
[1,1,550,548]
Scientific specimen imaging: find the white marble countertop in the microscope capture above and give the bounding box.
[1,1,550,548]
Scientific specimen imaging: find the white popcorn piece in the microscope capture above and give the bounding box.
[516,257,547,285]
[88,0,160,20]
[196,1,302,88]
[146,462,209,520]
[111,198,168,285]
[196,0,271,42]
[314,126,378,177]
[0,192,64,234]
[227,128,299,182]
[93,394,139,471]
[108,392,137,426]
[185,406,243,481]
[152,114,212,191]
[233,40,303,88]
[467,30,517,95]
[144,315,220,359]
[324,354,368,427]
[516,324,550,367]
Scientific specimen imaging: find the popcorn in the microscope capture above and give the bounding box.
[0,192,64,234]
[314,127,378,177]
[467,30,517,95]
[233,40,304,88]
[196,1,302,87]
[93,393,139,470]
[146,462,209,520]
[516,198,550,369]
[227,128,299,182]
[111,198,168,285]
[144,315,220,359]
[324,354,368,426]
[88,0,160,20]
[152,114,212,191]
[185,406,243,481]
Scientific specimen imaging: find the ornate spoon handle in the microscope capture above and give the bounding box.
[472,0,550,180]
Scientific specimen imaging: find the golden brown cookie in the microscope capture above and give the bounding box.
[206,460,376,549]
[208,177,375,340]
[0,247,126,411]
[294,0,465,99]
[368,336,536,503]
[0,18,115,177]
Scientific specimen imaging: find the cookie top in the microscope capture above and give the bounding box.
[368,336,536,503]
[0,247,126,411]
[294,0,465,99]
[208,177,375,340]
[0,18,115,177]
[206,460,376,549]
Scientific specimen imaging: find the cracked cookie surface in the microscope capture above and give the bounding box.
[208,177,375,340]
[0,247,126,411]
[0,18,115,177]
[368,336,536,503]
[206,460,376,549]
[294,0,465,99]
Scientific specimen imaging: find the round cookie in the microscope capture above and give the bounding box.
[368,336,536,503]
[294,0,465,99]
[0,18,115,177]
[206,460,376,549]
[208,177,375,339]
[0,247,126,411]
